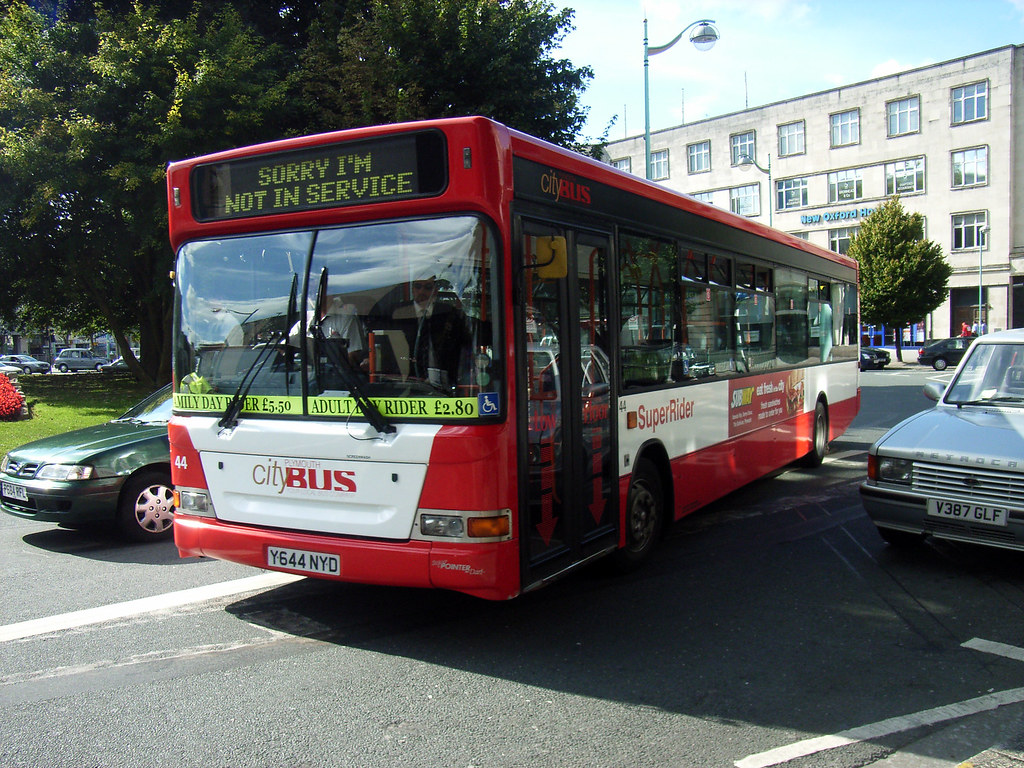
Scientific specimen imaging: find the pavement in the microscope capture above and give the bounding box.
[871,348,921,369]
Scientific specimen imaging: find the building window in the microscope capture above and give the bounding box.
[777,178,808,211]
[952,212,988,250]
[691,191,715,205]
[952,81,988,124]
[730,184,760,217]
[830,109,860,147]
[885,157,925,195]
[887,96,920,136]
[612,157,632,173]
[952,146,988,188]
[778,121,804,156]
[651,149,670,180]
[730,131,755,166]
[828,227,859,255]
[827,168,864,203]
[687,141,710,174]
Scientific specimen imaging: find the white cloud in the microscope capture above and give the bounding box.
[870,59,906,78]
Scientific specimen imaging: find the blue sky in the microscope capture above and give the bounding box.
[556,0,1024,141]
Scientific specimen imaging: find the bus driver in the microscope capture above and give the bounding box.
[390,274,469,389]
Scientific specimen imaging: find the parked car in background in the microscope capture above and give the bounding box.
[860,347,891,370]
[861,329,1024,551]
[0,354,50,374]
[53,348,107,372]
[917,337,973,370]
[0,362,21,377]
[0,384,173,541]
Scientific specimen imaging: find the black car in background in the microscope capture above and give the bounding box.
[860,347,891,370]
[917,337,973,370]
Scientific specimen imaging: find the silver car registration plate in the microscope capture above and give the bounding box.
[927,499,1008,527]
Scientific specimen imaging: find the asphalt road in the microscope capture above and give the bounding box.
[3,365,1024,768]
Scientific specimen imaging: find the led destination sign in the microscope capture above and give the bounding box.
[191,130,448,221]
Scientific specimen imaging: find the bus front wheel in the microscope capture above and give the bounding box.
[614,458,664,571]
[799,400,829,468]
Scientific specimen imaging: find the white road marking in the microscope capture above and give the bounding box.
[0,572,303,643]
[962,637,1024,664]
[736,688,1024,768]
[736,638,1024,768]
[1,637,291,687]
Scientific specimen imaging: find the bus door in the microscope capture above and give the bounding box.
[518,221,617,588]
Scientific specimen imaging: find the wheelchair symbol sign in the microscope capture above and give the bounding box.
[478,392,500,415]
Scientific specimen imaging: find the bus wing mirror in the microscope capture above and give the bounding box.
[535,236,567,279]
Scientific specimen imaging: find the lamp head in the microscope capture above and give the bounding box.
[737,154,761,174]
[689,22,719,51]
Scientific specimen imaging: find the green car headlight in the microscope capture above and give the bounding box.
[36,464,95,481]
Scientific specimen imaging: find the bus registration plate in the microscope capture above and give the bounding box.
[267,546,340,576]
[927,499,1008,527]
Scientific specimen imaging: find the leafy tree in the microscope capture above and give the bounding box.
[1,0,596,384]
[0,2,290,384]
[848,197,952,361]
[297,0,593,147]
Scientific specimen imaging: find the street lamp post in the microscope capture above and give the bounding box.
[644,18,719,180]
[978,225,990,333]
[737,153,772,225]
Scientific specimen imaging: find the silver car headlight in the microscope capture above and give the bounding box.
[35,464,95,481]
[876,457,913,484]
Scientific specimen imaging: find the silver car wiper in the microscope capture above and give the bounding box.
[950,395,1024,408]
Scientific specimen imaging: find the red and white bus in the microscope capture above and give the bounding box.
[167,116,858,600]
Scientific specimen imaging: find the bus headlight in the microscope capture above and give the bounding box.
[420,514,465,538]
[415,509,511,542]
[175,489,215,517]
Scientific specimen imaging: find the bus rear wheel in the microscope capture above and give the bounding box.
[614,458,663,571]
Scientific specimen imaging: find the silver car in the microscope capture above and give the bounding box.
[861,328,1024,551]
[0,354,50,374]
[53,348,107,372]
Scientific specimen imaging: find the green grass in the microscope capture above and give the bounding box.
[0,373,160,456]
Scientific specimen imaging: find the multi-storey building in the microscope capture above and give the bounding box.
[602,45,1024,339]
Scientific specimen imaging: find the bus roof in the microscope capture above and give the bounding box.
[166,115,857,276]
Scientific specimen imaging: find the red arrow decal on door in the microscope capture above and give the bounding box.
[588,428,605,524]
[536,435,558,545]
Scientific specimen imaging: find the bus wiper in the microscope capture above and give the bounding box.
[218,331,285,430]
[317,327,395,435]
[311,267,395,436]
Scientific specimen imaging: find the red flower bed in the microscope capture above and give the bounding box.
[0,373,25,419]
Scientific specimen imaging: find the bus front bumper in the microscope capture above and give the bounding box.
[173,513,520,600]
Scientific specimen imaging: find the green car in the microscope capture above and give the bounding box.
[0,384,173,541]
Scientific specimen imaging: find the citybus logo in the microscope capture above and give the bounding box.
[540,169,591,206]
[251,458,357,495]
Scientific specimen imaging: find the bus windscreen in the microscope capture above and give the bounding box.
[190,130,448,221]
